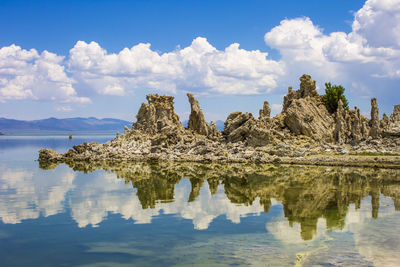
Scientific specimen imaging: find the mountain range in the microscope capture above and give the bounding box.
[0,118,225,134]
[0,117,132,134]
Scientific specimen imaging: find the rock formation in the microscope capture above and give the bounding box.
[383,105,400,137]
[133,94,185,135]
[259,101,271,120]
[334,100,345,144]
[186,93,221,139]
[282,75,334,141]
[223,111,255,143]
[187,93,209,136]
[38,74,400,167]
[369,98,380,138]
[334,103,369,144]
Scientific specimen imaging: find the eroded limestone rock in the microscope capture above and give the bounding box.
[133,94,185,135]
[284,98,334,141]
[187,93,209,136]
[299,74,318,98]
[224,112,255,143]
[37,74,400,166]
[259,101,271,120]
[369,98,381,138]
[384,105,400,137]
[334,100,345,144]
[283,74,319,113]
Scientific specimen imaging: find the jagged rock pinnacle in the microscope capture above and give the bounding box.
[187,93,209,136]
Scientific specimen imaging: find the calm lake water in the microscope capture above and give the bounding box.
[0,135,399,266]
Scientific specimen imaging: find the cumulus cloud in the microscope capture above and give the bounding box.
[264,0,400,101]
[67,38,284,96]
[353,0,400,49]
[0,45,90,103]
[0,0,399,113]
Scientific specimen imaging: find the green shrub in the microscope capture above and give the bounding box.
[322,82,349,113]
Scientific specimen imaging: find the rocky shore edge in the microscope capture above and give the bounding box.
[39,75,400,169]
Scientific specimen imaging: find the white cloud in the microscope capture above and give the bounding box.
[353,0,400,49]
[0,0,399,113]
[68,38,285,96]
[264,0,400,101]
[0,44,90,103]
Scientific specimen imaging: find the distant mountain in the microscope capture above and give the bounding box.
[181,120,224,131]
[0,117,132,134]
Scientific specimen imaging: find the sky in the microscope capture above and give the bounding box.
[0,0,399,122]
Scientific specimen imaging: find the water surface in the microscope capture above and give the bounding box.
[0,135,399,266]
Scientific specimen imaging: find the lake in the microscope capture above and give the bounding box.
[0,135,399,266]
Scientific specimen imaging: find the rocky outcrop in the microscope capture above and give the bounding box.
[187,93,209,136]
[187,93,221,139]
[347,107,363,142]
[369,98,380,138]
[383,105,400,137]
[223,112,255,143]
[334,100,345,143]
[282,74,319,112]
[259,101,271,120]
[334,103,369,144]
[282,75,334,141]
[38,74,400,167]
[284,98,334,141]
[133,94,185,135]
[209,121,221,138]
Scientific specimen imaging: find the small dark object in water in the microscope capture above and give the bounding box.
[69,135,72,140]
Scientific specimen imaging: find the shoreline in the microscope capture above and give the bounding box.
[39,150,400,169]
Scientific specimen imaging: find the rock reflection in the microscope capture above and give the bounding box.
[56,161,400,240]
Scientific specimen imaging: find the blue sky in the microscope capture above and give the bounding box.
[1,0,399,122]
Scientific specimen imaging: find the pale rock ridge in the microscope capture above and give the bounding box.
[282,74,334,141]
[282,74,319,113]
[369,98,380,138]
[259,101,271,120]
[384,105,400,137]
[186,93,221,139]
[209,121,221,138]
[298,74,319,98]
[334,104,369,144]
[223,112,255,143]
[133,94,184,135]
[187,93,209,136]
[334,100,345,144]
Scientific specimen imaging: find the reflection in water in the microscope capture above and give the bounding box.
[1,155,400,266]
[44,160,400,241]
[0,166,76,224]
